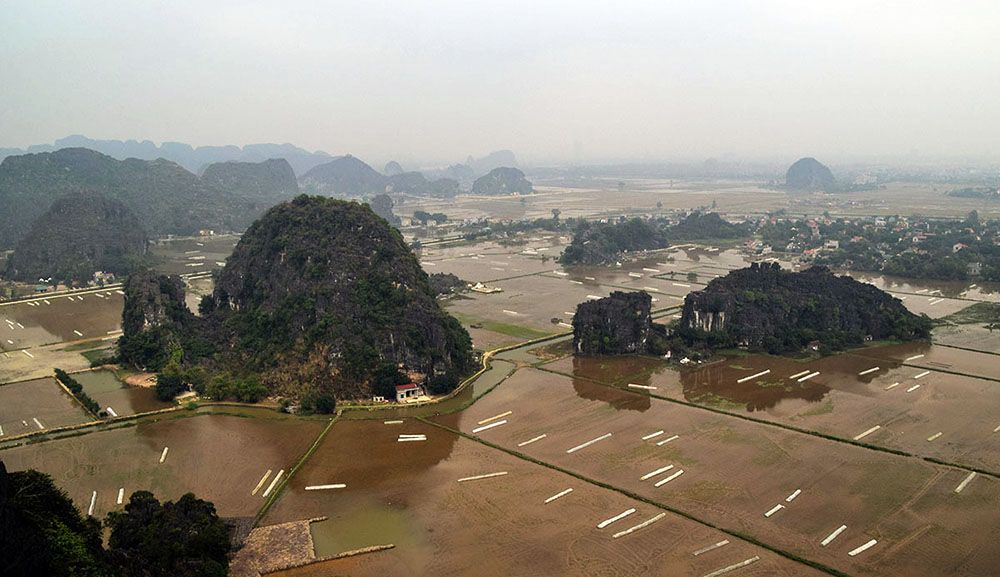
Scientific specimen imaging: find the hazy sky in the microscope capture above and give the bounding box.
[2,1,998,165]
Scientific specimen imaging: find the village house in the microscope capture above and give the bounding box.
[395,383,425,403]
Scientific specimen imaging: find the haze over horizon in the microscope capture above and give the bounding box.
[2,1,998,166]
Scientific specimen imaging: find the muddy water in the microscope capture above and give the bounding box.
[0,410,325,519]
[0,377,92,433]
[73,369,171,416]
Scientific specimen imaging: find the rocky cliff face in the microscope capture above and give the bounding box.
[118,270,202,370]
[4,193,149,283]
[785,157,836,191]
[574,291,653,355]
[471,167,532,195]
[200,158,299,202]
[679,263,932,353]
[205,195,473,398]
[369,193,401,227]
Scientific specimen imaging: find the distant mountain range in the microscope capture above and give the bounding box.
[0,135,334,176]
[0,148,300,248]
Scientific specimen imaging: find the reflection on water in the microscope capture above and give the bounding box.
[73,369,171,415]
[569,356,652,412]
[680,361,829,412]
[283,416,461,561]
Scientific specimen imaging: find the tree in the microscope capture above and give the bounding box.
[154,363,187,401]
[686,272,698,282]
[0,463,110,577]
[106,491,230,577]
[551,208,561,220]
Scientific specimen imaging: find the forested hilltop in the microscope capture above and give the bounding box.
[4,193,149,283]
[559,212,745,266]
[118,195,474,409]
[677,263,931,354]
[0,148,297,248]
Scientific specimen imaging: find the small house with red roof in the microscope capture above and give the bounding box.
[395,383,424,403]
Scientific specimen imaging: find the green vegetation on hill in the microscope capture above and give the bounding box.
[0,462,229,577]
[0,148,284,249]
[199,158,299,202]
[471,167,533,195]
[4,193,149,284]
[677,263,931,354]
[667,211,748,240]
[120,195,474,404]
[560,218,669,266]
[300,155,386,196]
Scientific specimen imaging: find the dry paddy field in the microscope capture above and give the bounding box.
[441,366,1000,577]
[0,410,325,520]
[263,418,822,577]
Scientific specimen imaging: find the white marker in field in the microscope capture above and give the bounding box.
[544,488,573,504]
[640,465,674,481]
[597,508,636,529]
[737,369,770,384]
[566,433,612,454]
[517,434,547,447]
[472,420,507,434]
[305,484,346,491]
[261,470,285,498]
[853,425,880,440]
[457,472,507,483]
[848,539,878,557]
[612,513,665,538]
[159,447,169,463]
[820,525,847,546]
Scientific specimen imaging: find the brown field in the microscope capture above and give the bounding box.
[149,234,240,275]
[543,344,1000,473]
[438,366,1000,577]
[263,418,824,577]
[0,339,98,383]
[0,288,124,350]
[0,410,325,519]
[0,377,92,434]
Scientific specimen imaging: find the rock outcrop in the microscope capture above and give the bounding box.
[200,158,299,202]
[560,219,669,266]
[4,193,148,283]
[679,263,932,353]
[471,167,533,195]
[369,193,401,227]
[299,155,386,196]
[574,291,653,355]
[119,195,474,400]
[118,270,202,370]
[785,157,836,191]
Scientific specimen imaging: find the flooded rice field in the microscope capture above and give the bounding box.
[441,366,1000,577]
[541,340,1000,472]
[0,410,325,519]
[73,369,172,416]
[263,418,823,577]
[0,377,92,435]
